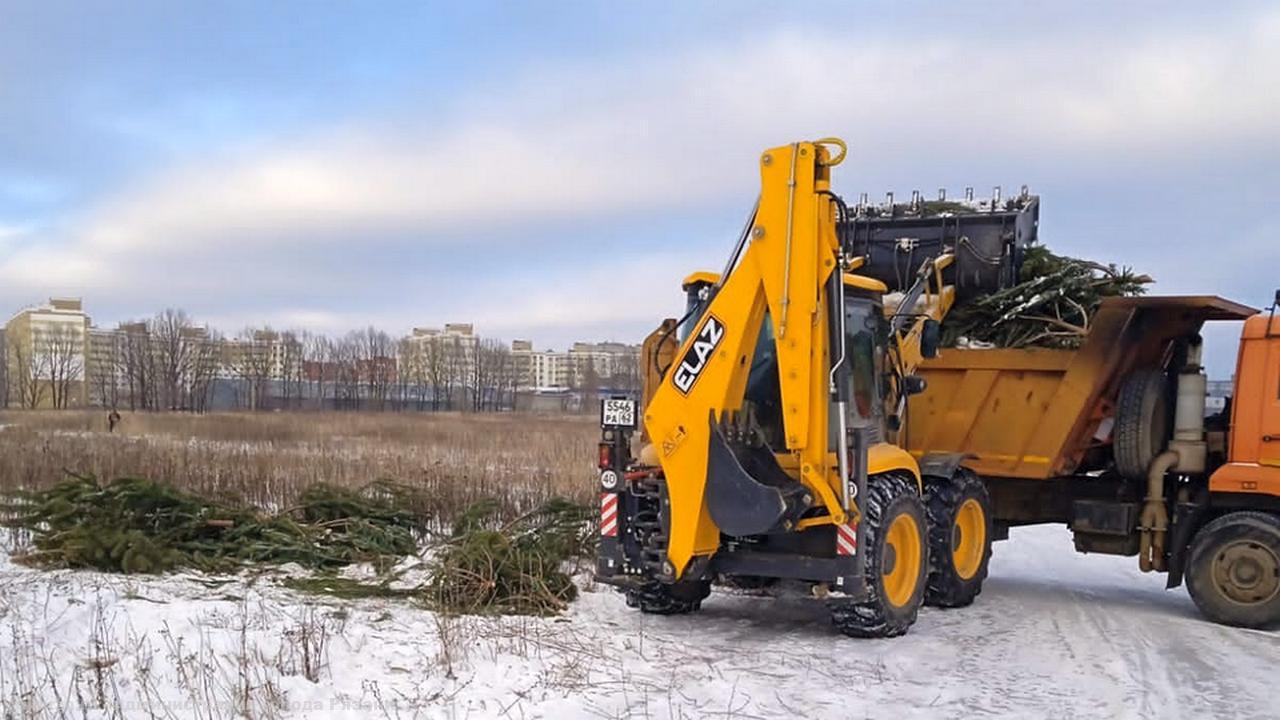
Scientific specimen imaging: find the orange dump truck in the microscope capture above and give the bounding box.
[907,293,1280,627]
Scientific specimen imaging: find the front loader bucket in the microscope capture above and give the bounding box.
[705,416,806,536]
[841,192,1038,300]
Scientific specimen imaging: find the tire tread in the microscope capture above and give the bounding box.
[829,472,928,638]
[924,469,992,608]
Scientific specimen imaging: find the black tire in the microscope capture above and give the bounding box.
[829,472,929,638]
[1186,511,1280,628]
[924,469,992,608]
[625,579,711,615]
[1115,369,1172,480]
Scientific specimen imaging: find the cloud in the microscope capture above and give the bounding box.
[1,6,1277,366]
[0,223,32,241]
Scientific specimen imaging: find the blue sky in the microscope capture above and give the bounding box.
[1,1,1277,375]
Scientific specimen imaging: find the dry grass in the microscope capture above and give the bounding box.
[0,410,598,522]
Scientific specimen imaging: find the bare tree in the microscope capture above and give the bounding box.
[8,340,49,409]
[471,339,513,411]
[443,336,469,411]
[43,325,85,409]
[151,309,196,410]
[333,332,361,410]
[277,330,304,409]
[423,339,448,411]
[87,331,121,409]
[610,350,642,398]
[0,329,8,408]
[470,340,490,412]
[302,331,332,410]
[188,329,221,413]
[119,322,154,411]
[574,355,601,413]
[500,345,521,410]
[400,338,429,411]
[354,327,396,411]
[95,314,215,413]
[232,328,274,410]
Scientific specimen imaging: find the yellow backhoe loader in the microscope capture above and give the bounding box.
[594,139,1008,637]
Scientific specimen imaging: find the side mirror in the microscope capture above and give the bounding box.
[921,319,942,359]
[901,374,928,396]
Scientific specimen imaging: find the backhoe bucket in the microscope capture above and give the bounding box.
[705,416,807,536]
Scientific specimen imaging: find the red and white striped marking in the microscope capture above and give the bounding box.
[600,493,619,537]
[835,523,857,556]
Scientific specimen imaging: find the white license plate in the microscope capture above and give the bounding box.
[600,398,637,428]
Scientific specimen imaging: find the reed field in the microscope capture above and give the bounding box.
[0,409,599,521]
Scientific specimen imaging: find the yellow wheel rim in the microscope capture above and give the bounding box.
[952,498,986,580]
[883,513,923,607]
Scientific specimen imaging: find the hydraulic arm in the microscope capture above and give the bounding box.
[641,141,854,578]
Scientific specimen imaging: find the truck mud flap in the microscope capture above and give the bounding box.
[705,416,805,536]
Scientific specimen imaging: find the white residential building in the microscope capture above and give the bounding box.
[4,297,91,408]
[400,322,480,381]
[509,339,640,391]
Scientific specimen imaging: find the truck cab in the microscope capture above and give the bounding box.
[1212,306,1280,492]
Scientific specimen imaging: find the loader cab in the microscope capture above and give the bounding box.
[674,270,899,446]
[841,275,894,440]
[729,276,894,449]
[841,291,889,428]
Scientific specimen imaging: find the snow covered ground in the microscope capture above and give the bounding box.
[2,525,1276,720]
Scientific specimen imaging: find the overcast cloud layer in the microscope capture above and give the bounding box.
[1,2,1277,375]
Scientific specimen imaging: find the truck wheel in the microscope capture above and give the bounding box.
[829,472,929,638]
[625,579,711,615]
[1186,511,1280,628]
[924,469,992,608]
[1115,369,1171,481]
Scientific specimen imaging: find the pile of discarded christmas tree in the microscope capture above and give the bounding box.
[941,245,1152,349]
[1,475,593,615]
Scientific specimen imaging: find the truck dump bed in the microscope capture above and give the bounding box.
[905,296,1256,480]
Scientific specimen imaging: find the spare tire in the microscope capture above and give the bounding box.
[1114,369,1172,480]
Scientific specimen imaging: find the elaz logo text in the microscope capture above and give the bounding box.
[672,316,725,394]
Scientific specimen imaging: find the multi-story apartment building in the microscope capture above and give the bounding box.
[400,323,480,381]
[84,320,221,410]
[219,329,302,381]
[508,340,570,390]
[567,341,640,388]
[507,338,640,392]
[4,297,91,408]
[86,325,127,407]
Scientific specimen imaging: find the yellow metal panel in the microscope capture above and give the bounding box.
[753,142,836,450]
[842,273,888,293]
[908,350,1087,479]
[868,443,922,488]
[681,271,720,290]
[927,348,1074,372]
[644,281,768,574]
[638,319,678,441]
[915,368,1000,450]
